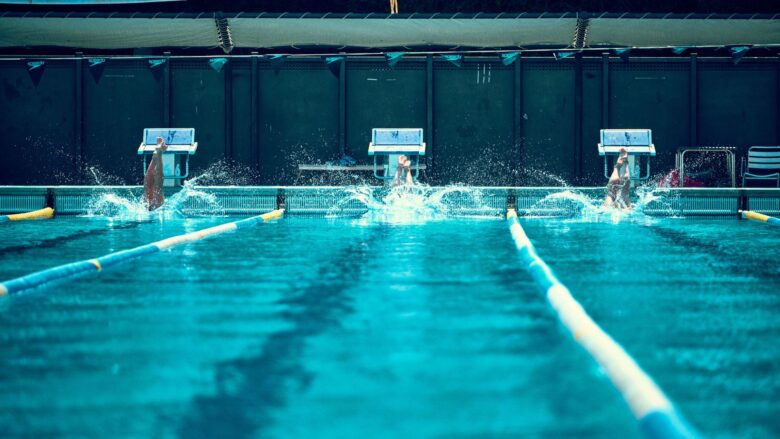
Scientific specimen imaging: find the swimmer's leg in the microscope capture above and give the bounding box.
[143,150,165,211]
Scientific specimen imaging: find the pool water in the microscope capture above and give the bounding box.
[0,214,778,438]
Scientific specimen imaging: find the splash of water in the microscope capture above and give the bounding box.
[523,183,671,224]
[327,184,502,225]
[169,180,224,217]
[85,192,151,220]
[86,165,126,186]
[85,180,224,220]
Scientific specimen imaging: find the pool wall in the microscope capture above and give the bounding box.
[0,186,778,216]
[1,55,778,186]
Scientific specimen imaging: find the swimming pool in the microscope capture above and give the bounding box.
[1,203,778,438]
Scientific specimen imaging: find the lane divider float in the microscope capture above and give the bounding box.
[0,209,283,296]
[740,210,780,226]
[0,207,54,222]
[506,209,697,439]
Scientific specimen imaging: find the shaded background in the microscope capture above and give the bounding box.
[0,0,778,186]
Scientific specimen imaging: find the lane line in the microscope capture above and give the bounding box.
[741,209,780,226]
[0,207,54,222]
[0,209,284,296]
[506,209,697,439]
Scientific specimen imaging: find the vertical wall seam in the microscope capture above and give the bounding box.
[574,53,584,182]
[690,53,698,147]
[426,55,434,178]
[163,51,171,127]
[74,52,83,179]
[224,58,232,159]
[514,55,523,186]
[250,52,259,168]
[338,53,346,156]
[601,52,609,129]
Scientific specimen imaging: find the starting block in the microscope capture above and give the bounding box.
[598,129,656,181]
[368,128,426,183]
[138,128,198,186]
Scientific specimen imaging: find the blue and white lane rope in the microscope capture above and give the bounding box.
[0,209,284,296]
[506,209,698,439]
[741,210,780,227]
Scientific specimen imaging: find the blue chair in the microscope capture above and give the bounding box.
[741,146,780,187]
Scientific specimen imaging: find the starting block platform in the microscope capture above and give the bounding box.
[137,128,198,184]
[368,128,426,182]
[598,129,656,181]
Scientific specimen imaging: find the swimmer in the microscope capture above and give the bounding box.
[603,147,632,209]
[393,154,414,186]
[143,136,167,211]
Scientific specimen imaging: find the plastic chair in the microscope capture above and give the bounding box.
[741,146,780,187]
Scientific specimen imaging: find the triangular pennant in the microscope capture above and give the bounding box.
[385,52,405,68]
[148,58,166,81]
[208,57,228,73]
[613,48,631,63]
[88,58,106,83]
[26,60,46,87]
[268,54,287,74]
[671,47,689,55]
[553,50,576,60]
[323,56,345,77]
[729,45,751,65]
[500,51,521,66]
[439,54,463,67]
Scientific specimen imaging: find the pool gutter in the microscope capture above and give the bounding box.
[0,186,777,217]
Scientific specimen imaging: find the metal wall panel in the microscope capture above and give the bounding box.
[230,62,252,167]
[0,61,77,184]
[345,61,426,165]
[171,61,226,176]
[433,61,514,185]
[0,187,47,213]
[582,60,604,185]
[610,61,690,175]
[257,63,339,185]
[82,60,163,184]
[1,57,779,187]
[698,61,777,156]
[522,61,576,184]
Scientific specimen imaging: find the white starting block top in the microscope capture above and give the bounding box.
[598,129,656,156]
[137,128,198,155]
[368,128,426,156]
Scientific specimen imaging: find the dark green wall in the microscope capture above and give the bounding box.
[171,60,226,178]
[434,61,515,185]
[0,61,77,184]
[1,55,778,186]
[83,60,164,184]
[347,61,426,165]
[258,62,339,184]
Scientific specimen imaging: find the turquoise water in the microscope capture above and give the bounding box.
[0,211,779,438]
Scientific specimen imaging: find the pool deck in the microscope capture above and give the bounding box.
[0,186,778,216]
